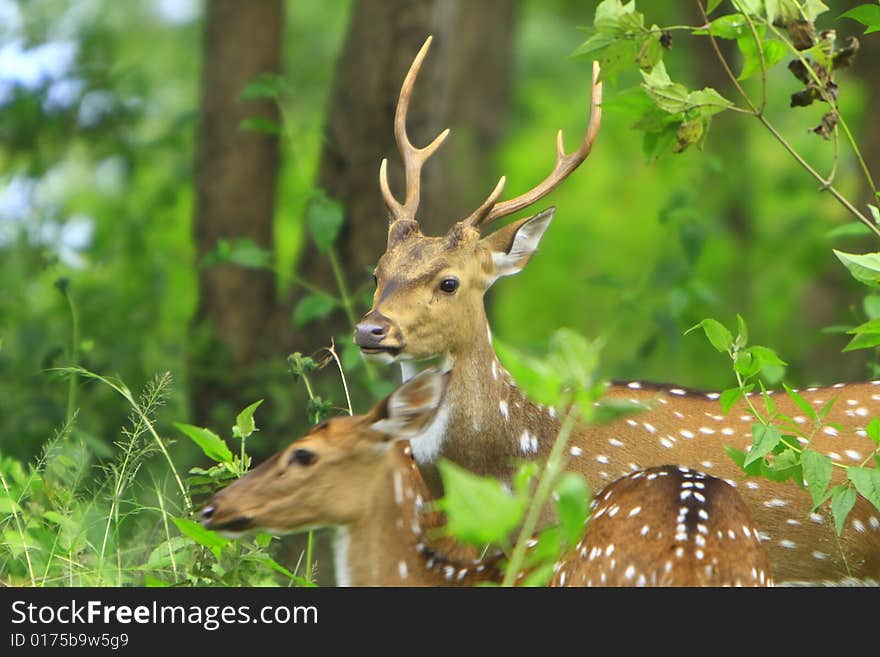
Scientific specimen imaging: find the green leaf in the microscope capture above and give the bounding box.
[233,399,263,440]
[866,417,880,444]
[720,387,745,414]
[239,116,281,135]
[831,485,857,536]
[738,37,788,81]
[594,0,641,35]
[436,460,525,546]
[697,13,749,39]
[843,332,880,352]
[818,397,836,421]
[764,0,779,22]
[174,422,233,464]
[0,496,21,514]
[847,467,880,512]
[293,293,339,328]
[518,561,557,587]
[869,205,880,225]
[201,238,272,270]
[826,222,871,240]
[784,383,817,421]
[725,445,764,477]
[641,65,691,113]
[554,473,591,546]
[803,0,829,22]
[240,73,289,101]
[306,194,345,253]
[172,517,229,558]
[749,345,787,368]
[840,4,880,33]
[571,31,619,58]
[801,449,833,508]
[706,0,725,12]
[744,423,782,466]
[734,350,760,377]
[833,249,880,288]
[864,295,880,320]
[735,314,749,349]
[685,318,733,353]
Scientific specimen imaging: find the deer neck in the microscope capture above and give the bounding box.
[406,317,561,491]
[334,443,497,587]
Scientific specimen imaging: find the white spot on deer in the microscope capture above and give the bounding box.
[806,387,818,392]
[706,392,720,400]
[660,437,674,449]
[694,492,706,503]
[870,517,880,530]
[675,547,685,558]
[742,525,752,538]
[739,415,752,422]
[813,399,825,406]
[695,534,706,547]
[393,471,403,506]
[779,539,797,549]
[519,430,538,455]
[673,411,685,419]
[596,454,610,464]
[809,513,824,524]
[569,446,583,457]
[857,429,868,437]
[845,449,862,461]
[793,416,807,425]
[763,498,787,508]
[786,518,801,526]
[812,551,828,560]
[548,406,557,419]
[846,399,858,406]
[727,529,736,540]
[698,509,709,521]
[827,451,842,461]
[680,490,692,501]
[822,426,839,437]
[626,419,637,427]
[627,381,642,389]
[398,561,408,579]
[700,461,714,469]
[646,473,657,480]
[757,531,770,542]
[680,429,695,439]
[853,519,867,533]
[608,505,620,517]
[624,565,636,580]
[491,361,498,381]
[721,427,735,436]
[699,427,715,435]
[669,388,686,396]
[640,524,650,536]
[695,549,705,560]
[628,506,642,517]
[609,438,625,448]
[499,400,509,420]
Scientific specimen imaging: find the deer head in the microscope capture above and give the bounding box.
[354,37,602,364]
[201,369,450,536]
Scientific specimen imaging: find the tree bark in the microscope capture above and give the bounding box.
[190,0,284,424]
[286,0,518,354]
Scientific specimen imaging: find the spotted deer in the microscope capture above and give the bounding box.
[353,37,880,584]
[201,370,771,586]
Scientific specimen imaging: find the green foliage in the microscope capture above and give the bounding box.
[691,314,880,534]
[840,3,880,34]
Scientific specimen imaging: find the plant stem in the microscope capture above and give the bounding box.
[502,403,579,587]
[63,287,80,429]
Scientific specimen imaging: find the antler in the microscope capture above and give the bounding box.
[379,36,450,223]
[463,60,603,229]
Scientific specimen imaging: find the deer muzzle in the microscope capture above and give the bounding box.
[354,311,404,356]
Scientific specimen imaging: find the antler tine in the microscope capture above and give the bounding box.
[469,60,603,227]
[463,176,507,228]
[379,35,451,223]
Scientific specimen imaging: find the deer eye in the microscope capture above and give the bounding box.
[439,277,459,294]
[288,448,317,467]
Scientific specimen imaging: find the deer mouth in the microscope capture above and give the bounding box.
[201,508,255,535]
[359,345,402,357]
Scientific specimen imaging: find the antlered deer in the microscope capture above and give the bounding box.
[202,370,771,586]
[354,37,880,584]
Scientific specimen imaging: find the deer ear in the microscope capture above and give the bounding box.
[369,369,451,440]
[480,207,555,281]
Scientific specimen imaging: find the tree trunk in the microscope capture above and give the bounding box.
[190,0,284,424]
[286,0,518,355]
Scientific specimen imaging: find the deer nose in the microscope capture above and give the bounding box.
[201,505,215,521]
[355,311,395,349]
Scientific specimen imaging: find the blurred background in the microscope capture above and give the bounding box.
[1,0,877,471]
